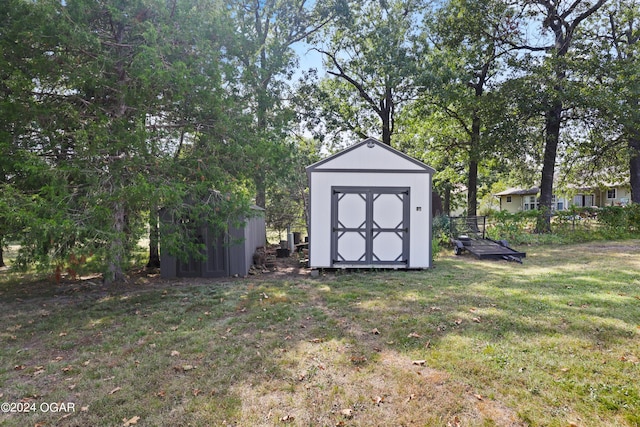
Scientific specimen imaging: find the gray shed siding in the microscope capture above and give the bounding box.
[228,210,266,276]
[160,207,266,279]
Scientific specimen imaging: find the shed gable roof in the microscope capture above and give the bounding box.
[306,138,435,174]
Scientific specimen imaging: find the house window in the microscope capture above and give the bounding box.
[524,196,539,210]
[506,196,512,203]
[573,194,594,207]
[607,188,616,199]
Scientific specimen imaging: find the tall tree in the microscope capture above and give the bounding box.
[2,0,247,283]
[514,0,607,231]
[0,0,41,267]
[418,0,521,216]
[0,0,71,270]
[578,0,640,202]
[223,0,342,207]
[310,0,427,146]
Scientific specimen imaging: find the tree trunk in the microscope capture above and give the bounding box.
[0,244,4,268]
[443,185,451,217]
[432,190,443,218]
[381,123,391,146]
[630,136,640,203]
[255,172,266,209]
[467,159,478,217]
[467,116,481,217]
[104,201,127,284]
[147,209,160,269]
[379,85,393,146]
[537,101,563,233]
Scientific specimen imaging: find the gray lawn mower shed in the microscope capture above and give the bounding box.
[160,205,266,278]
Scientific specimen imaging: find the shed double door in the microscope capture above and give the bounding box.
[331,187,410,266]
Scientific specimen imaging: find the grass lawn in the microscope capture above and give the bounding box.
[1,240,639,426]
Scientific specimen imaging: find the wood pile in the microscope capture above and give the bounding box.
[249,245,277,275]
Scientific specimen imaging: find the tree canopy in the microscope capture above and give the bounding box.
[2,0,638,280]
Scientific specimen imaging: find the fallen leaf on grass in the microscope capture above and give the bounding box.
[472,317,481,323]
[406,393,416,402]
[340,408,353,418]
[474,394,483,401]
[14,365,26,371]
[170,350,180,357]
[309,338,323,343]
[109,387,122,395]
[122,415,140,426]
[454,319,463,325]
[371,328,380,335]
[351,355,367,365]
[280,414,295,423]
[447,416,461,427]
[81,406,89,412]
[412,360,426,366]
[174,364,196,372]
[407,332,421,338]
[372,396,384,405]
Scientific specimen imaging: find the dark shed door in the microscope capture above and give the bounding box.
[177,233,204,277]
[176,228,228,278]
[331,187,409,266]
[203,228,227,278]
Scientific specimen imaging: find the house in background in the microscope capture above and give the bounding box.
[495,183,631,213]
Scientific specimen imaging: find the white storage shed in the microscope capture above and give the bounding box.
[306,138,435,269]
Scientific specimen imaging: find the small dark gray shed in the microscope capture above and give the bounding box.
[160,205,266,278]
